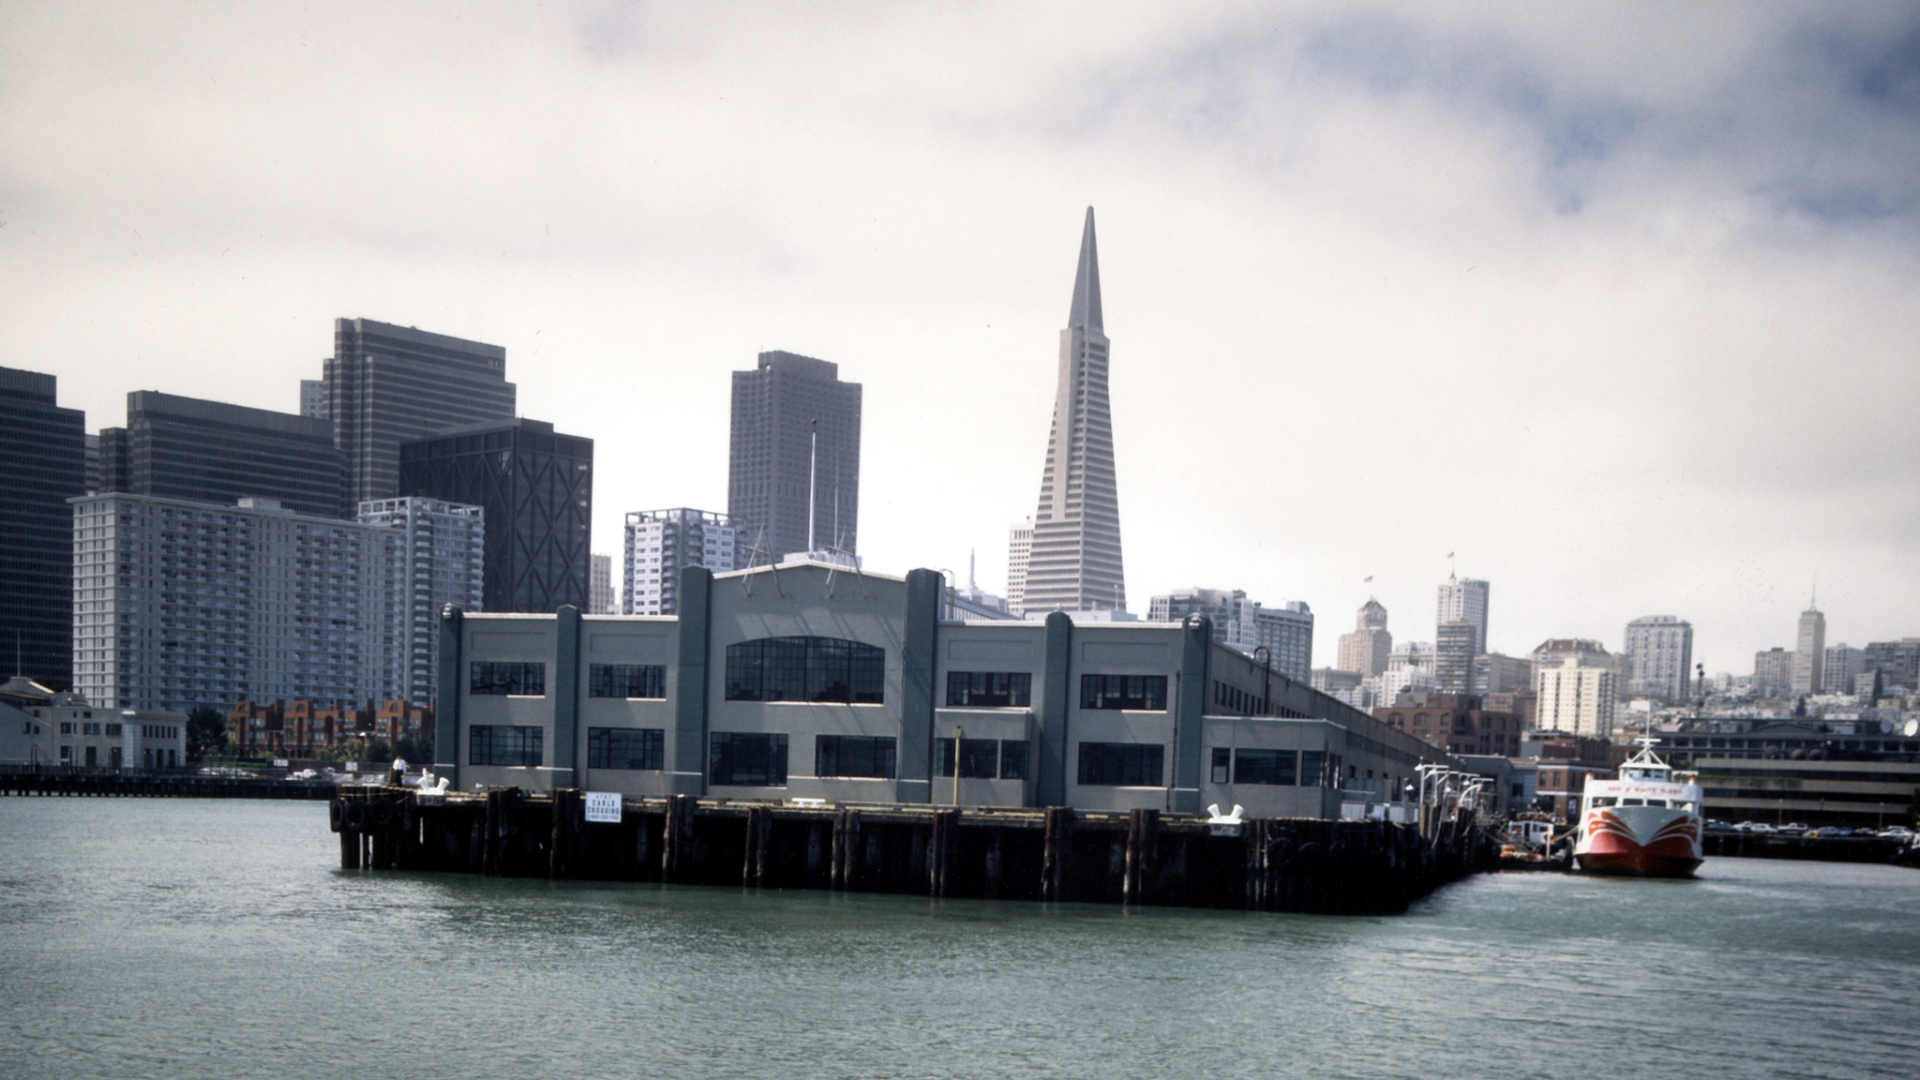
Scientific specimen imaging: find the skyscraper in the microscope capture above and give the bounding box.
[1792,604,1826,694]
[398,418,593,614]
[98,391,343,518]
[0,366,86,689]
[1021,208,1126,613]
[1436,573,1490,657]
[727,351,862,562]
[1252,602,1314,682]
[1622,615,1693,701]
[322,318,517,509]
[1336,599,1392,677]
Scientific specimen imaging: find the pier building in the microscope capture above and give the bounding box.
[429,560,1454,819]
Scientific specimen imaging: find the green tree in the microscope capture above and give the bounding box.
[394,731,434,765]
[185,706,228,761]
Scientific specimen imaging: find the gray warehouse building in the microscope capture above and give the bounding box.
[432,560,1453,819]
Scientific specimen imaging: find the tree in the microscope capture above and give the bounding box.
[186,706,228,761]
[394,731,434,765]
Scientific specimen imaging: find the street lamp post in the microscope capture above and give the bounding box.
[1252,646,1272,716]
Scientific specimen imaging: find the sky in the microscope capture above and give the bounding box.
[4,1,1917,676]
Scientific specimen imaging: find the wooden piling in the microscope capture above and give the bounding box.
[928,808,958,897]
[742,805,772,887]
[1041,807,1074,902]
[661,794,697,883]
[832,809,862,891]
[1124,808,1159,905]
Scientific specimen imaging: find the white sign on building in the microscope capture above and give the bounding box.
[583,791,622,823]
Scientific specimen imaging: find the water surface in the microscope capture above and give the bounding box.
[2,799,1914,1079]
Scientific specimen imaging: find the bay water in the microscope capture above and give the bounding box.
[2,798,1915,1079]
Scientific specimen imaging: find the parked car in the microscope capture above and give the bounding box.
[1706,820,1736,832]
[1814,827,1847,838]
[1880,825,1915,839]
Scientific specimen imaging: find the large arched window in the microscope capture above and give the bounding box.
[725,636,885,704]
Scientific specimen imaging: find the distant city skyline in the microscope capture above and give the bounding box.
[8,6,1918,676]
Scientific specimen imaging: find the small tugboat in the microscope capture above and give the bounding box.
[1498,816,1568,870]
[1572,737,1703,878]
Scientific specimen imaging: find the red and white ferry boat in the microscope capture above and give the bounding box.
[1572,738,1703,878]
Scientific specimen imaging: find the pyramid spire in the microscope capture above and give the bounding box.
[1067,207,1102,333]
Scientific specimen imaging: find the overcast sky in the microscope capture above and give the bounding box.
[5,2,1917,675]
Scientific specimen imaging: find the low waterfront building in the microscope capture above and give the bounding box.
[1523,731,1614,818]
[427,561,1456,818]
[0,677,187,769]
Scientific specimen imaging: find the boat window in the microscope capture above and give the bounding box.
[1623,798,1644,806]
[1681,802,1698,814]
[1591,797,1615,807]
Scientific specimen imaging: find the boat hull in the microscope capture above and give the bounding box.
[1574,807,1702,878]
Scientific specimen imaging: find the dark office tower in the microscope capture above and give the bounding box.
[398,418,592,613]
[728,350,862,564]
[324,318,517,509]
[1022,207,1127,613]
[96,392,343,518]
[0,366,86,689]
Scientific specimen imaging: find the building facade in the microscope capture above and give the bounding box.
[1021,209,1128,614]
[0,679,187,770]
[0,366,86,689]
[1005,520,1032,616]
[1753,647,1793,695]
[98,391,343,519]
[1336,599,1392,678]
[1436,574,1489,656]
[1823,644,1865,700]
[727,351,862,563]
[357,497,485,707]
[1472,653,1534,697]
[1622,615,1693,702]
[428,561,1454,818]
[1534,659,1617,737]
[398,418,593,614]
[1252,603,1313,683]
[1862,639,1920,695]
[1792,606,1826,694]
[70,492,406,713]
[590,554,615,615]
[1434,620,1477,693]
[623,508,737,616]
[321,318,517,509]
[1375,692,1524,758]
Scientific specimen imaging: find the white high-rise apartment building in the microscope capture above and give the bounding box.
[1387,641,1435,674]
[1006,520,1032,616]
[1824,644,1864,698]
[357,497,485,706]
[624,509,736,616]
[1436,573,1489,656]
[1535,658,1617,737]
[1792,605,1826,694]
[1252,602,1314,682]
[1622,615,1694,702]
[71,493,410,713]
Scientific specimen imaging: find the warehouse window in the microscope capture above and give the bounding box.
[1080,674,1167,711]
[946,671,1032,708]
[710,732,789,786]
[589,664,666,699]
[1077,741,1165,786]
[815,735,896,779]
[470,725,543,767]
[470,661,545,696]
[725,637,884,704]
[587,728,664,770]
[1234,749,1298,786]
[934,737,1001,778]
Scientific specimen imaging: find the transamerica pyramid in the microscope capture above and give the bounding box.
[1018,207,1127,613]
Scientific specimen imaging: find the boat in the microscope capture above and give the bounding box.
[1498,815,1567,870]
[1572,737,1703,877]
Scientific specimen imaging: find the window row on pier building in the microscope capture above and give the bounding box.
[432,561,1457,818]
